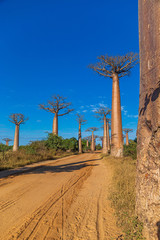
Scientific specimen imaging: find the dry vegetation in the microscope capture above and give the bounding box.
[0,149,75,171]
[103,155,145,240]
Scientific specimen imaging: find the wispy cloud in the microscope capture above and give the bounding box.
[36,120,42,123]
[127,115,138,118]
[121,106,128,115]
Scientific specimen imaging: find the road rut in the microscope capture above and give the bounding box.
[0,153,121,240]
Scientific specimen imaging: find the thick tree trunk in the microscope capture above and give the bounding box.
[53,113,58,135]
[111,73,123,157]
[13,125,19,152]
[6,141,9,146]
[91,132,94,152]
[78,123,82,153]
[136,1,160,239]
[86,140,89,147]
[107,121,110,152]
[103,116,108,154]
[126,132,129,146]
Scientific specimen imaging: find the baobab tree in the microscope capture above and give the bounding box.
[99,136,103,148]
[85,127,98,152]
[9,114,28,151]
[95,107,111,154]
[76,114,87,153]
[122,134,126,145]
[123,128,133,146]
[39,95,74,135]
[89,53,138,157]
[2,138,12,146]
[83,136,91,148]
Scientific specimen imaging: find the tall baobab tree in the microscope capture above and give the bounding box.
[95,107,111,154]
[123,128,133,146]
[9,114,28,151]
[39,95,74,135]
[83,136,91,148]
[76,114,87,153]
[122,134,126,145]
[2,138,12,146]
[85,127,98,152]
[89,53,138,157]
[99,136,103,148]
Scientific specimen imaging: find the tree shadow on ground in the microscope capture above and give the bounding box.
[17,159,100,176]
[157,221,160,240]
[139,81,160,116]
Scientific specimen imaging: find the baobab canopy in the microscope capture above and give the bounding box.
[89,52,139,78]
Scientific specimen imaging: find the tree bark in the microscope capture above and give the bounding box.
[86,140,89,147]
[107,121,110,152]
[6,141,9,146]
[103,116,108,154]
[111,73,123,157]
[53,113,58,135]
[126,132,129,146]
[78,122,82,153]
[136,1,160,239]
[13,125,19,152]
[91,132,94,152]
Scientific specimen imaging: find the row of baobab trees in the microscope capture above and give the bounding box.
[4,52,138,156]
[2,102,132,153]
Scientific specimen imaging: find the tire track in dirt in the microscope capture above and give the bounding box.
[6,160,94,240]
[96,189,104,240]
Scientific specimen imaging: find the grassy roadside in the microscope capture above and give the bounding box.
[0,150,76,171]
[103,155,145,240]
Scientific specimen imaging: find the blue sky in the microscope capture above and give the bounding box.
[0,0,139,145]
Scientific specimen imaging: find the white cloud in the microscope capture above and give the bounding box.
[127,115,138,118]
[121,106,128,115]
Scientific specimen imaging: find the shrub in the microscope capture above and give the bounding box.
[62,137,78,152]
[45,133,63,150]
[124,140,137,159]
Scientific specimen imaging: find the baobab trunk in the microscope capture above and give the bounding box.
[126,132,129,146]
[111,73,123,157]
[86,140,89,147]
[107,121,110,152]
[136,1,160,239]
[6,141,9,146]
[91,132,94,152]
[103,116,108,154]
[78,123,82,153]
[53,113,58,135]
[13,125,19,152]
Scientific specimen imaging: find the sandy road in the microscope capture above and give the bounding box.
[0,153,122,240]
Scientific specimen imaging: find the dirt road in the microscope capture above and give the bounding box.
[0,153,122,240]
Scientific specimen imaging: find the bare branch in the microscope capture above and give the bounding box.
[123,128,133,133]
[89,52,139,79]
[9,114,29,126]
[85,127,99,133]
[94,107,111,121]
[2,138,12,142]
[76,114,87,125]
[39,95,74,116]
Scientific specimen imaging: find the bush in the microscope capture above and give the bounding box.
[45,134,63,151]
[96,143,102,150]
[124,140,137,160]
[62,137,78,152]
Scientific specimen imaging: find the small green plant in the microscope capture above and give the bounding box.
[124,140,137,159]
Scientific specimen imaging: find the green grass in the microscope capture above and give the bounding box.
[104,156,145,240]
